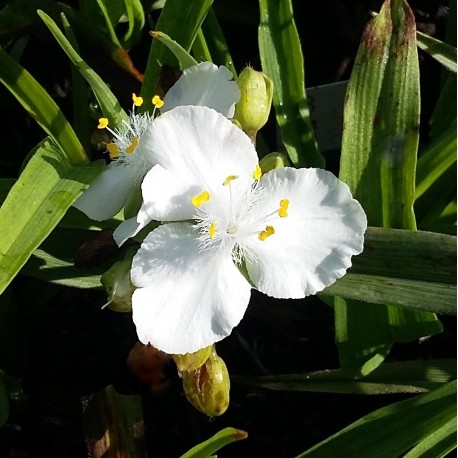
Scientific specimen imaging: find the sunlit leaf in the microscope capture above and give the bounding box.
[0,139,104,295]
[336,0,440,375]
[417,30,457,73]
[149,31,198,69]
[0,47,86,165]
[258,0,323,168]
[180,427,248,458]
[295,381,456,458]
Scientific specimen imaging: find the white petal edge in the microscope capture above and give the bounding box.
[244,167,367,298]
[73,163,137,221]
[131,222,252,354]
[163,62,240,118]
[140,106,258,222]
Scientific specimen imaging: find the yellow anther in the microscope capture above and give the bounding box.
[152,95,164,108]
[278,198,290,218]
[209,220,217,239]
[191,191,210,207]
[258,225,275,241]
[253,165,262,181]
[132,93,143,107]
[107,143,119,158]
[223,175,239,186]
[98,117,109,129]
[126,137,139,154]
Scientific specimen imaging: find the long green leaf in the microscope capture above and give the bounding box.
[150,31,198,69]
[38,10,128,128]
[233,359,456,395]
[417,30,457,73]
[258,0,323,168]
[141,0,213,107]
[0,48,86,165]
[336,0,439,375]
[0,139,103,295]
[180,427,247,458]
[295,381,456,458]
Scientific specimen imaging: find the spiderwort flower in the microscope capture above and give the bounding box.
[74,62,240,221]
[129,105,367,355]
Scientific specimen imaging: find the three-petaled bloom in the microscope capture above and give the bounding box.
[74,62,240,221]
[129,105,367,355]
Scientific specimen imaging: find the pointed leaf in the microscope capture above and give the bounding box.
[149,31,198,69]
[258,0,323,168]
[0,139,104,295]
[417,30,457,73]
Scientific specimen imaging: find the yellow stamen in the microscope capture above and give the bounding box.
[223,175,239,186]
[132,93,143,107]
[258,225,275,241]
[126,137,139,154]
[253,165,262,181]
[98,117,109,129]
[152,95,164,108]
[209,220,217,239]
[191,191,210,207]
[278,198,290,218]
[107,143,119,158]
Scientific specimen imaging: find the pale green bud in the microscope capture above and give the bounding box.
[234,67,273,138]
[181,347,230,416]
[172,345,212,372]
[259,152,290,173]
[101,254,135,312]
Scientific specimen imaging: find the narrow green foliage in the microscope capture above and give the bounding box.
[295,382,456,458]
[180,427,248,458]
[38,10,128,129]
[141,0,213,108]
[336,0,440,376]
[0,48,86,165]
[0,139,104,295]
[150,31,198,69]
[258,0,323,168]
[417,30,457,73]
[233,359,456,395]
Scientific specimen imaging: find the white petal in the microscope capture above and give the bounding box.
[131,222,252,354]
[163,62,240,118]
[140,106,258,222]
[73,163,136,221]
[113,216,143,246]
[244,167,367,298]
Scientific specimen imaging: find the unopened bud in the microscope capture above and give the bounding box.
[181,347,230,416]
[173,345,212,372]
[234,67,273,139]
[259,152,290,173]
[101,255,135,312]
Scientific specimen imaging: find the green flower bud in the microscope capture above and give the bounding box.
[259,152,290,173]
[173,345,212,372]
[234,67,273,139]
[101,255,135,312]
[181,347,230,416]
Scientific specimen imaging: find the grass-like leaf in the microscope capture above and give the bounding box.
[150,31,198,69]
[417,30,457,73]
[0,139,104,295]
[233,359,456,395]
[180,427,248,458]
[141,0,213,108]
[38,10,128,129]
[258,0,324,168]
[0,48,86,165]
[295,381,456,458]
[336,0,440,375]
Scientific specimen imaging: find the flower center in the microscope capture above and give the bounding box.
[192,168,291,260]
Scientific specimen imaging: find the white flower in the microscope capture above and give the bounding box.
[129,105,367,354]
[74,62,240,221]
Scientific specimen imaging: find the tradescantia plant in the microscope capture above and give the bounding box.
[0,0,455,456]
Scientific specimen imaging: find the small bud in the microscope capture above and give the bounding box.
[181,347,230,416]
[101,256,135,312]
[234,67,273,139]
[259,152,290,173]
[172,345,212,372]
